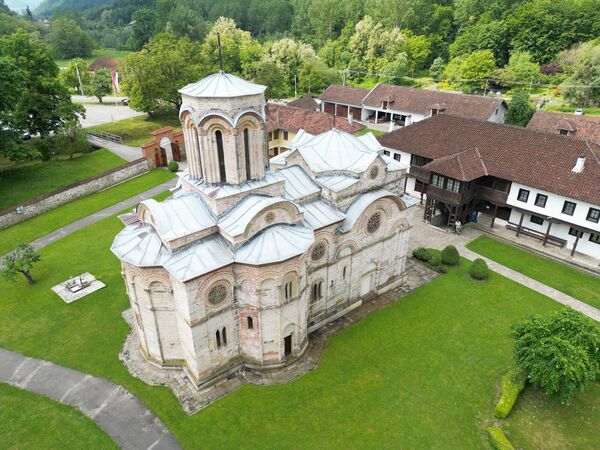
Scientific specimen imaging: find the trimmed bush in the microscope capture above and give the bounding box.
[469,258,490,280]
[412,247,433,262]
[167,161,179,172]
[495,368,527,418]
[441,245,459,266]
[486,427,515,450]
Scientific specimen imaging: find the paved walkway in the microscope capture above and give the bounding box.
[0,348,181,450]
[87,135,143,162]
[408,211,600,323]
[29,179,176,251]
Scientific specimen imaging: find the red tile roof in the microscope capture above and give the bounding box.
[287,94,319,111]
[320,85,370,106]
[378,114,600,205]
[527,111,600,143]
[89,56,120,71]
[266,103,364,135]
[363,84,505,121]
[423,147,488,181]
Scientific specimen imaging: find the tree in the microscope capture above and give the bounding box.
[1,243,42,285]
[130,8,158,50]
[562,41,600,107]
[261,38,317,87]
[53,121,90,159]
[122,33,205,114]
[0,30,84,138]
[88,68,113,103]
[48,17,96,59]
[402,34,430,76]
[505,90,535,126]
[450,18,510,65]
[511,309,600,403]
[59,58,90,95]
[499,51,540,86]
[298,59,339,94]
[429,57,444,80]
[243,60,288,99]
[458,49,496,91]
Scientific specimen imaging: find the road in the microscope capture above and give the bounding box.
[72,95,145,128]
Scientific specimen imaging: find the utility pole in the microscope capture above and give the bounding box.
[294,74,297,98]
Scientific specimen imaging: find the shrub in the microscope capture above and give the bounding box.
[495,368,527,418]
[167,161,179,172]
[441,245,459,266]
[426,253,447,274]
[412,247,433,262]
[511,309,600,403]
[469,258,490,280]
[486,427,515,450]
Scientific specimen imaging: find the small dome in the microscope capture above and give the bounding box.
[179,71,266,98]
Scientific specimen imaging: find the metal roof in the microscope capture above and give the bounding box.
[179,71,266,98]
[341,189,400,232]
[300,200,345,229]
[268,165,321,200]
[139,193,215,242]
[316,175,360,192]
[236,224,314,265]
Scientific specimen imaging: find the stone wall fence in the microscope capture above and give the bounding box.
[0,158,151,229]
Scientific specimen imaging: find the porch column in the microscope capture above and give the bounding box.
[571,234,581,257]
[516,212,525,237]
[375,110,379,124]
[542,221,553,246]
[491,204,498,228]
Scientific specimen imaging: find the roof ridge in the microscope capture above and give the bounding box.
[474,147,489,176]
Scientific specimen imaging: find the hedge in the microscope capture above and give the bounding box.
[412,247,433,262]
[441,245,459,266]
[495,368,527,418]
[486,427,515,450]
[168,161,179,172]
[469,258,490,280]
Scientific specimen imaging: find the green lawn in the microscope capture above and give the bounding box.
[87,112,181,146]
[544,105,600,116]
[3,210,597,449]
[354,127,386,137]
[0,169,174,255]
[0,384,117,450]
[467,236,600,310]
[0,149,126,211]
[55,48,131,69]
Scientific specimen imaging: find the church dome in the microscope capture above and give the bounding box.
[179,71,267,98]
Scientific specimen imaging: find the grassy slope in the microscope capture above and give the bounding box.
[0,384,117,450]
[0,149,125,211]
[467,236,600,310]
[0,169,174,254]
[354,127,386,137]
[3,213,597,449]
[55,48,131,68]
[87,112,181,147]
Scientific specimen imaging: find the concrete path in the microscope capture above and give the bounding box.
[87,134,143,162]
[408,211,600,323]
[79,103,145,129]
[0,348,181,450]
[29,178,176,251]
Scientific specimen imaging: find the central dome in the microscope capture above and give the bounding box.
[178,71,267,98]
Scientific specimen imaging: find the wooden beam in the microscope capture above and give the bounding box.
[571,234,580,257]
[491,204,498,228]
[542,221,553,247]
[516,212,525,237]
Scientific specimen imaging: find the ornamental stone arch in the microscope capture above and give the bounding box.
[334,240,359,259]
[195,270,235,303]
[141,127,185,168]
[235,111,268,180]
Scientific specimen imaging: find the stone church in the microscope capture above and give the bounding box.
[111,71,413,389]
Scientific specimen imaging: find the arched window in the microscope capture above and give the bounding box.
[318,281,323,298]
[284,281,293,300]
[342,266,347,279]
[216,329,221,348]
[247,316,254,330]
[243,128,251,180]
[222,327,227,346]
[215,130,226,182]
[311,281,323,302]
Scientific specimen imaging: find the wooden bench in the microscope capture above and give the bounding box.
[506,223,567,248]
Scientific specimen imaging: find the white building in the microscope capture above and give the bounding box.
[111,72,413,388]
[379,114,600,260]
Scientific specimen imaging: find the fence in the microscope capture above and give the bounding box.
[87,131,123,144]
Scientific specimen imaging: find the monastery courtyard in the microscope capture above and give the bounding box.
[1,191,599,449]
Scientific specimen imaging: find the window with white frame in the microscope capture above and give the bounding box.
[534,194,548,208]
[431,174,445,188]
[447,178,460,193]
[562,201,576,216]
[586,208,600,223]
[589,233,600,244]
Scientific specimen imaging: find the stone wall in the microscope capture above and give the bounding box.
[0,158,150,229]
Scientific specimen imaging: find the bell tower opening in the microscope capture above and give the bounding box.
[215,130,226,183]
[244,128,251,180]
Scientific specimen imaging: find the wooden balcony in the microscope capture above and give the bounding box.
[426,185,461,205]
[409,165,430,182]
[476,185,509,205]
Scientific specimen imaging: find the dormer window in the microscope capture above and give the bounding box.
[382,101,389,109]
[558,129,570,136]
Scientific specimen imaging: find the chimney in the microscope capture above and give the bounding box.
[348,112,353,125]
[572,154,586,173]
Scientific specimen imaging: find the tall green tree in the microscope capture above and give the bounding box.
[58,58,90,94]
[122,33,205,114]
[457,49,496,91]
[562,41,600,107]
[505,90,535,126]
[243,60,288,99]
[0,30,83,138]
[88,68,113,103]
[1,243,42,285]
[499,51,540,86]
[48,17,96,59]
[130,7,158,50]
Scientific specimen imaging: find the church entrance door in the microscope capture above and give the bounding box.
[284,334,292,356]
[360,272,374,297]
